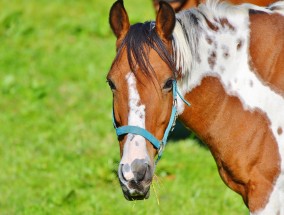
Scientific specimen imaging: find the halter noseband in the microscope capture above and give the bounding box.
[112,80,190,163]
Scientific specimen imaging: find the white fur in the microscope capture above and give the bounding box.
[173,2,284,214]
[119,72,150,181]
[268,0,284,16]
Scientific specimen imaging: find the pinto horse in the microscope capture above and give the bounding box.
[152,0,278,12]
[108,0,284,214]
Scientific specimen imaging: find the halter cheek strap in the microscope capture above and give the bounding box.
[112,80,190,163]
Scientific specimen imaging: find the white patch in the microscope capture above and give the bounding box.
[173,2,284,213]
[119,72,150,181]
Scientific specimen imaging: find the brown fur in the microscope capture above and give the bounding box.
[179,77,280,211]
[175,11,284,213]
[108,47,175,162]
[249,13,284,94]
[153,0,278,13]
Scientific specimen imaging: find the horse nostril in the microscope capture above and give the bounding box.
[134,165,147,181]
[119,159,151,183]
[131,159,149,182]
[120,163,133,181]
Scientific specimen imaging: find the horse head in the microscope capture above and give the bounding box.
[108,0,178,200]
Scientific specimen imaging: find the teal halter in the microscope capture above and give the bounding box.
[112,80,190,163]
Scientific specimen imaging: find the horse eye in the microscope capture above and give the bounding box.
[163,79,173,90]
[107,80,116,90]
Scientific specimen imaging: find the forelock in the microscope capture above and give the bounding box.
[113,21,177,79]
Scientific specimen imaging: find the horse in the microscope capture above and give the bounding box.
[152,0,278,12]
[107,0,284,214]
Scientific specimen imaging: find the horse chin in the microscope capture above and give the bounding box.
[122,188,150,201]
[118,163,154,201]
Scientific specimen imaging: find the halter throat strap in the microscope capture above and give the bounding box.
[112,80,190,163]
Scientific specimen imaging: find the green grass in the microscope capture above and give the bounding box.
[0,0,248,214]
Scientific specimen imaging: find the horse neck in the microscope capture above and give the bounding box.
[173,3,284,212]
[174,6,250,138]
[174,4,284,148]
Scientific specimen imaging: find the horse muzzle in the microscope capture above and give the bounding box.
[118,159,154,200]
[121,182,151,201]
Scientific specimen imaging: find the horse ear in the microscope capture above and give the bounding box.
[109,0,130,40]
[155,1,176,40]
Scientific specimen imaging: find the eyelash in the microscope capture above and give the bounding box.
[107,80,116,90]
[163,79,173,90]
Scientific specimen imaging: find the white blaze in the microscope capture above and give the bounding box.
[120,72,149,181]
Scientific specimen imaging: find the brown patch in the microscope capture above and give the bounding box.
[221,45,230,59]
[277,127,283,135]
[153,0,278,13]
[237,39,243,50]
[220,18,235,32]
[179,77,280,213]
[223,51,229,59]
[208,51,217,70]
[153,0,277,13]
[153,0,200,13]
[204,17,219,32]
[249,13,284,94]
[206,36,213,45]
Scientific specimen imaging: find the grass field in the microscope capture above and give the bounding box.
[0,0,248,214]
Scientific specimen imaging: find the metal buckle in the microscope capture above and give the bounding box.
[173,98,177,107]
[158,143,164,156]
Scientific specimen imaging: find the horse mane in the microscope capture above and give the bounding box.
[172,0,284,87]
[113,0,284,82]
[113,22,177,79]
